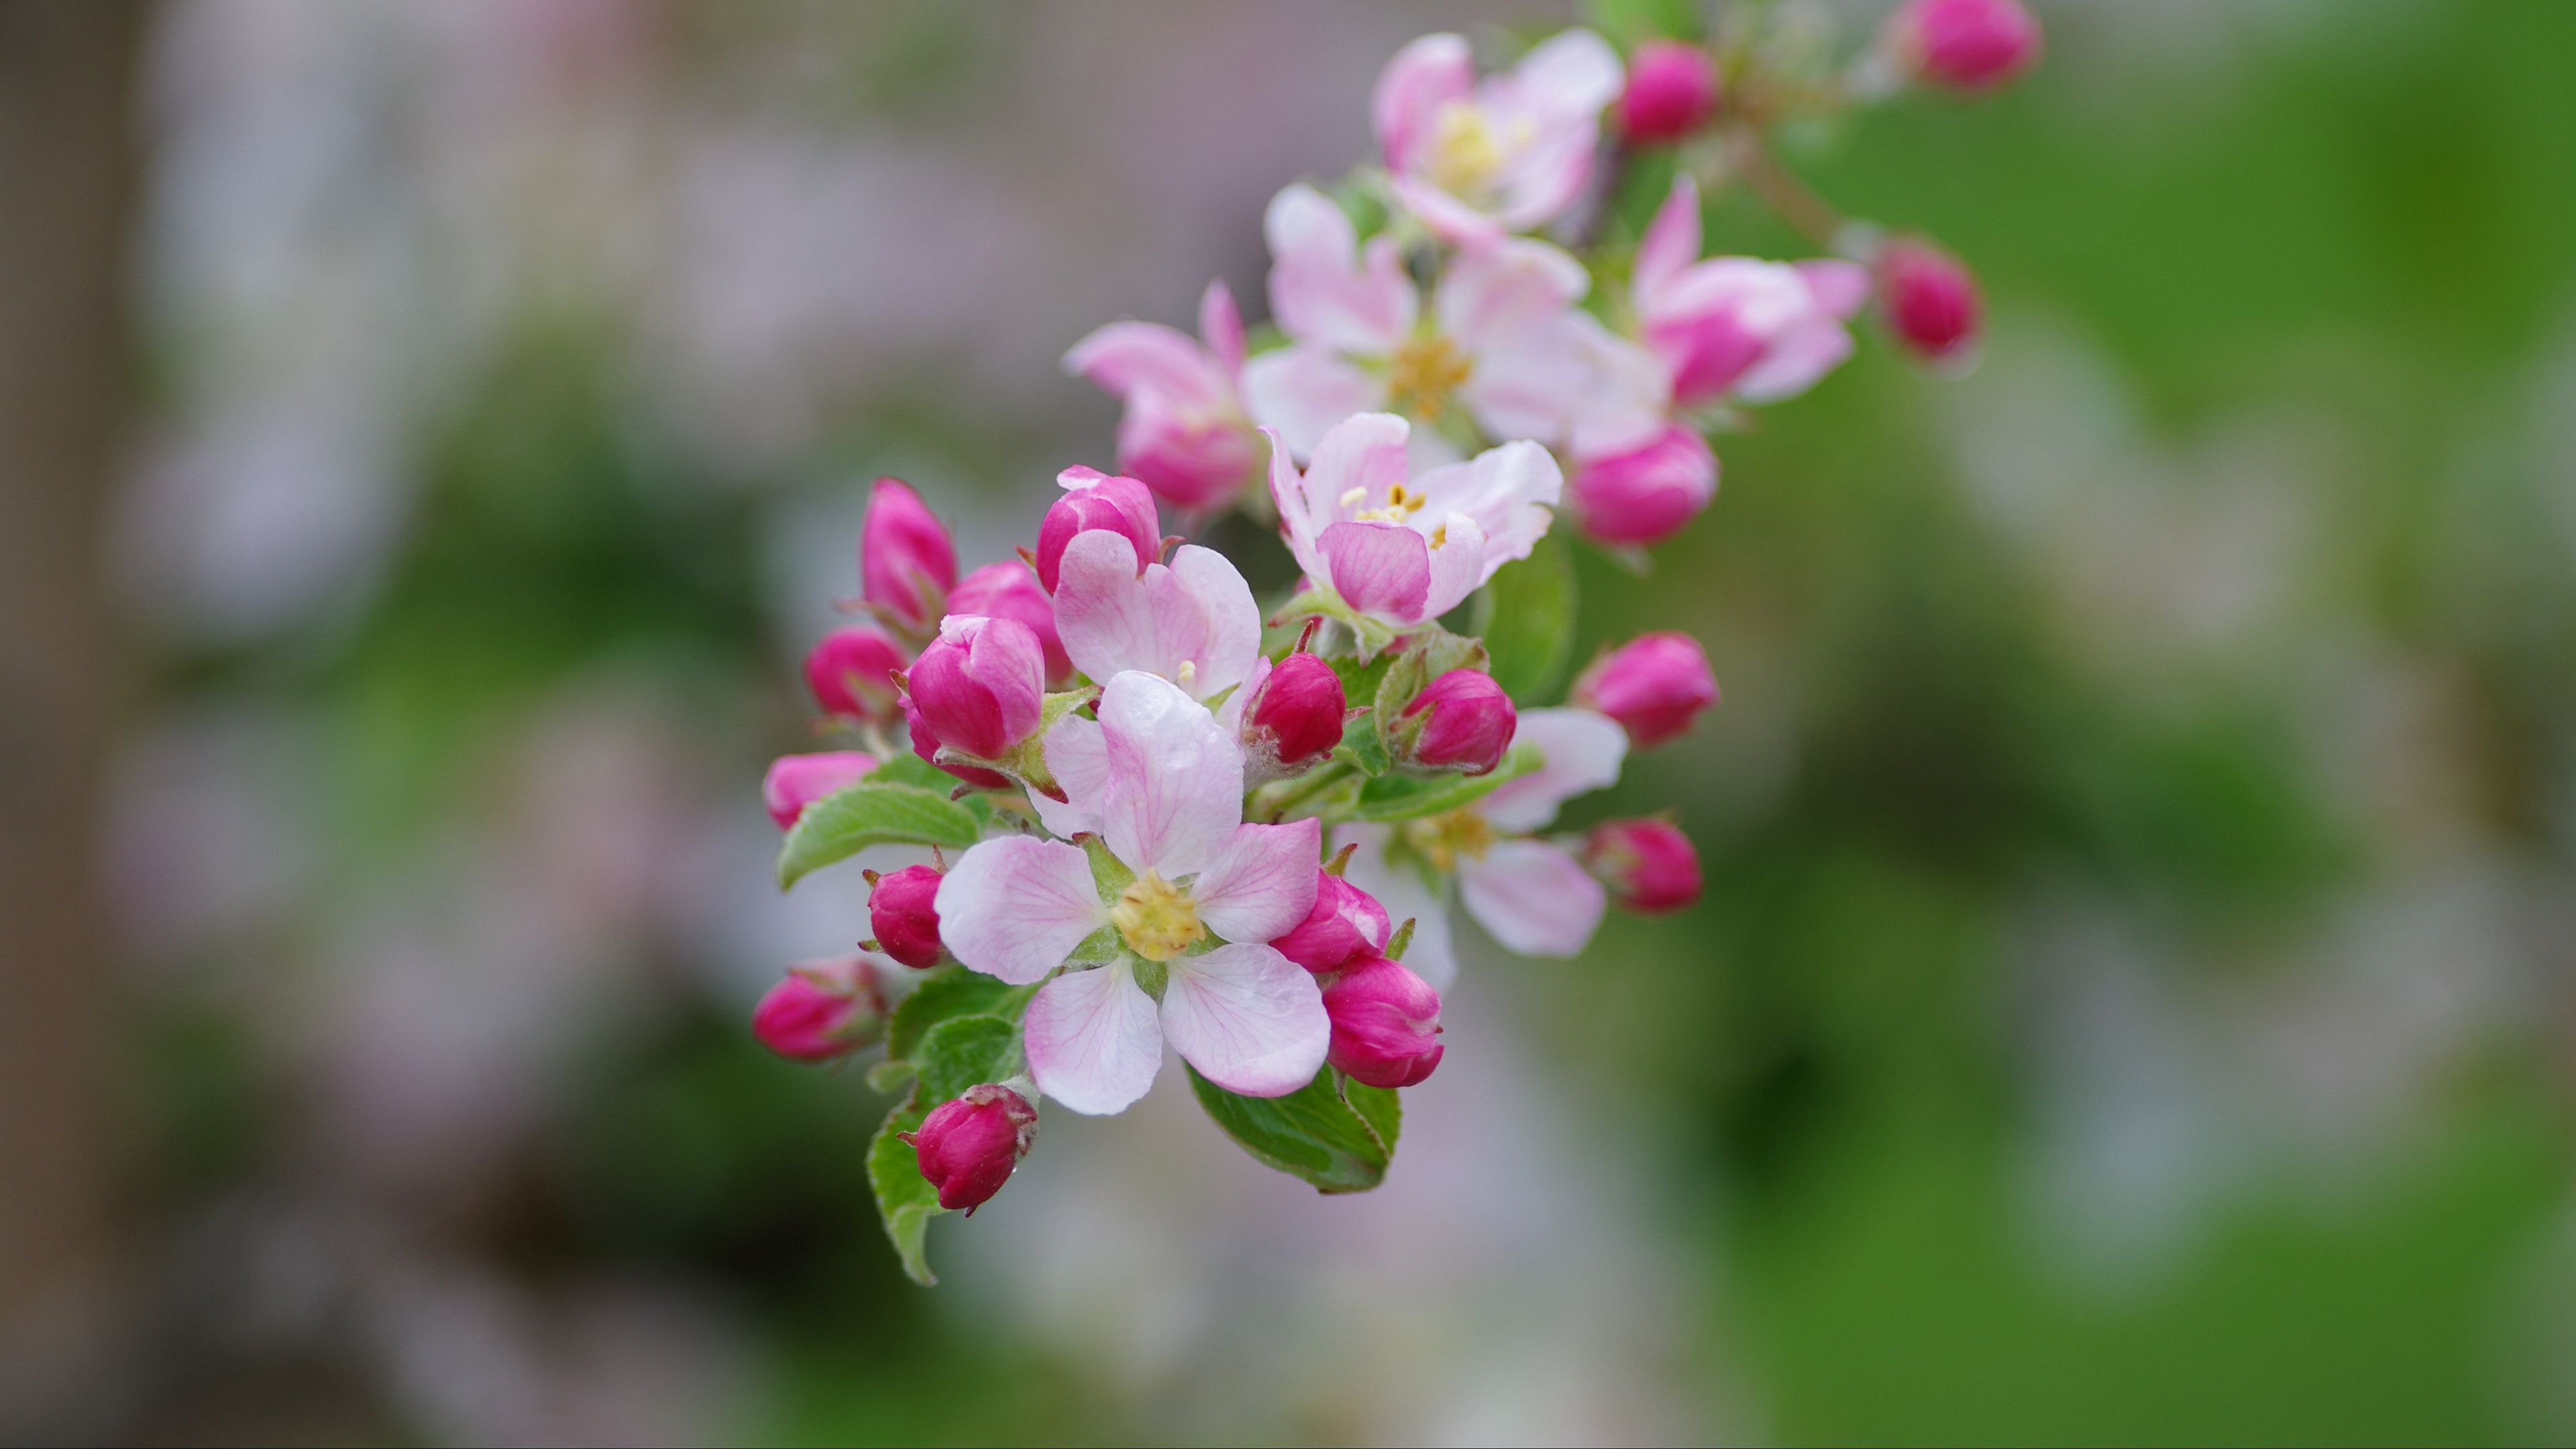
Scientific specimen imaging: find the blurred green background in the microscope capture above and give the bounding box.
[2,1,2571,1444]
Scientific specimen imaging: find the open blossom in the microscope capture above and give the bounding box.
[1267,413,1561,631]
[805,625,909,728]
[762,750,874,830]
[948,561,1068,686]
[861,478,956,635]
[752,954,888,1063]
[1635,175,1870,411]
[935,672,1329,1115]
[1372,30,1624,246]
[1242,184,1664,465]
[1573,631,1719,745]
[1566,425,1719,547]
[1034,468,1161,594]
[1063,282,1260,511]
[1338,707,1627,987]
[1050,531,1260,705]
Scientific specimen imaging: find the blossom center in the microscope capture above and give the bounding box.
[1402,807,1497,872]
[1384,335,1472,425]
[1111,870,1206,961]
[1426,101,1507,195]
[1351,479,1434,525]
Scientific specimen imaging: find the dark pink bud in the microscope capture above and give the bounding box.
[762,750,876,830]
[804,625,909,727]
[1876,239,1982,363]
[1321,953,1444,1089]
[752,954,887,1063]
[903,1083,1038,1212]
[1397,669,1517,775]
[949,560,1069,685]
[1568,427,1719,547]
[869,863,946,969]
[1583,818,1703,912]
[861,477,957,633]
[1616,40,1718,144]
[904,614,1047,762]
[1888,0,2041,92]
[1572,632,1719,747]
[1270,870,1393,975]
[1244,652,1346,769]
[1034,468,1161,593]
[905,694,1012,790]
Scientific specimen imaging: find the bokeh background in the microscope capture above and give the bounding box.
[4,1,2574,1443]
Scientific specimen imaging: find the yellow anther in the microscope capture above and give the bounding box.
[1427,101,1506,196]
[1338,486,1368,510]
[1401,808,1497,873]
[1111,870,1206,961]
[1176,659,1197,685]
[1385,335,1473,426]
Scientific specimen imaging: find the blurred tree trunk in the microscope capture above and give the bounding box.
[0,0,148,1430]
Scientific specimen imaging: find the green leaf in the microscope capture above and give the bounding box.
[883,966,1014,1063]
[865,1011,1025,1287]
[1371,629,1489,757]
[1473,529,1577,704]
[1585,0,1703,46]
[775,782,984,888]
[914,1013,1020,1106]
[1344,741,1540,823]
[863,751,961,792]
[1185,1063,1399,1194]
[1333,731,1390,777]
[1342,1076,1402,1152]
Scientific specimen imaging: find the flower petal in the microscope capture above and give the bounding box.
[1159,942,1330,1097]
[1062,320,1228,410]
[1197,277,1247,376]
[935,837,1111,985]
[1437,239,1591,356]
[1387,176,1507,248]
[1794,258,1871,318]
[1635,173,1702,305]
[1099,669,1243,877]
[1407,439,1562,568]
[1165,543,1263,700]
[1242,345,1385,462]
[1337,824,1458,991]
[1191,818,1323,944]
[1264,183,1416,354]
[1320,520,1434,625]
[1372,32,1474,175]
[1418,511,1491,620]
[1055,535,1257,701]
[1478,706,1627,833]
[1024,961,1164,1115]
[1457,838,1605,957]
[1033,710,1108,839]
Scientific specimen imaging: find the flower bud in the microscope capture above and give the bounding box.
[904,614,1048,763]
[1034,468,1161,593]
[762,750,876,830]
[1321,953,1444,1089]
[1616,40,1718,144]
[1887,0,2041,93]
[1583,818,1703,912]
[949,560,1070,685]
[752,954,888,1063]
[1568,427,1719,547]
[905,694,1012,791]
[868,863,946,969]
[1572,632,1718,747]
[1270,870,1392,975]
[1243,651,1346,771]
[1876,239,1982,364]
[804,625,909,728]
[1393,669,1517,775]
[903,1082,1038,1213]
[861,477,957,634]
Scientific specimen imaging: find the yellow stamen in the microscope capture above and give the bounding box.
[1111,870,1206,961]
[1338,486,1368,509]
[1176,659,1197,686]
[1401,808,1497,873]
[1427,101,1506,196]
[1384,335,1473,426]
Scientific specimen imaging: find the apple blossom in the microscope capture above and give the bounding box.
[1572,631,1719,746]
[1371,30,1624,245]
[1566,425,1719,547]
[1583,818,1703,912]
[860,477,956,635]
[948,560,1068,686]
[903,614,1049,765]
[905,693,1010,791]
[1269,869,1393,975]
[1392,668,1517,775]
[1049,530,1260,704]
[868,863,947,969]
[804,625,909,729]
[903,1083,1038,1213]
[1634,175,1870,411]
[1034,466,1161,594]
[752,953,888,1063]
[1062,281,1261,511]
[1236,650,1347,777]
[1321,953,1444,1088]
[762,750,875,830]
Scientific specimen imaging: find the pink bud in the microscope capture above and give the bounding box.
[804,625,909,728]
[905,694,1012,791]
[903,1083,1038,1212]
[1396,669,1517,775]
[1121,409,1260,513]
[1034,468,1161,593]
[752,954,887,1063]
[861,478,957,633]
[1572,632,1719,747]
[949,561,1069,686]
[1583,818,1703,912]
[1568,427,1719,547]
[1888,0,2041,93]
[869,863,946,969]
[1244,651,1346,769]
[1322,953,1444,1089]
[762,750,876,830]
[1270,870,1393,975]
[904,614,1047,763]
[1616,40,1718,144]
[1876,239,1982,364]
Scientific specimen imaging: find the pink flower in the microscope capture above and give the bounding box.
[1050,531,1261,704]
[1321,953,1444,1088]
[1373,30,1625,246]
[1236,651,1346,775]
[1876,238,1982,364]
[1266,413,1562,631]
[1615,40,1718,144]
[935,672,1328,1114]
[1566,425,1719,547]
[804,625,909,728]
[1034,467,1162,594]
[1583,818,1702,912]
[1242,184,1665,464]
[752,953,888,1063]
[860,478,957,635]
[906,694,1011,791]
[949,560,1068,686]
[1394,668,1517,775]
[1633,176,1869,409]
[902,1083,1038,1213]
[1269,869,1393,975]
[1887,0,2041,92]
[904,614,1048,763]
[869,863,946,969]
[1063,282,1261,511]
[1572,631,1719,746]
[761,750,875,830]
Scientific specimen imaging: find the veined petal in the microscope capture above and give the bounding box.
[1406,439,1561,572]
[1337,824,1458,991]
[1265,183,1417,354]
[1055,533,1255,700]
[1033,710,1109,839]
[1063,320,1228,410]
[1242,345,1384,462]
[1024,960,1164,1115]
[1373,32,1474,175]
[1320,520,1434,625]
[1099,670,1243,877]
[1418,512,1491,620]
[1165,544,1262,700]
[1216,653,1270,738]
[1159,943,1330,1098]
[1478,706,1627,833]
[1457,838,1605,957]
[1635,173,1702,305]
[935,837,1111,985]
[1191,818,1323,944]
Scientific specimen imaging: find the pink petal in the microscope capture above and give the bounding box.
[1437,238,1591,356]
[1406,439,1561,575]
[1055,535,1259,702]
[1191,818,1323,944]
[1417,513,1491,621]
[1796,259,1872,318]
[1098,670,1244,878]
[1263,184,1416,354]
[1158,943,1330,1097]
[1336,824,1458,991]
[1320,520,1434,625]
[1457,838,1605,957]
[1387,175,1507,249]
[1033,711,1108,839]
[1505,27,1624,118]
[1372,32,1473,174]
[1478,706,1627,833]
[1733,317,1855,404]
[1635,174,1702,305]
[1166,544,1263,700]
[935,837,1111,985]
[1062,320,1228,410]
[1240,345,1386,462]
[1024,961,1165,1115]
[1197,278,1247,376]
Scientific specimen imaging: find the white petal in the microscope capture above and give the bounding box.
[1055,533,1254,700]
[1436,239,1590,355]
[1159,943,1329,1097]
[1098,670,1243,877]
[1458,839,1605,958]
[1165,545,1262,700]
[1033,711,1108,838]
[1024,961,1165,1115]
[1263,183,1417,354]
[1191,818,1322,944]
[1242,345,1384,462]
[1337,823,1459,991]
[934,837,1110,985]
[1407,439,1562,573]
[1478,706,1627,833]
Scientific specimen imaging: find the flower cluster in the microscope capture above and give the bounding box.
[753,4,2037,1283]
